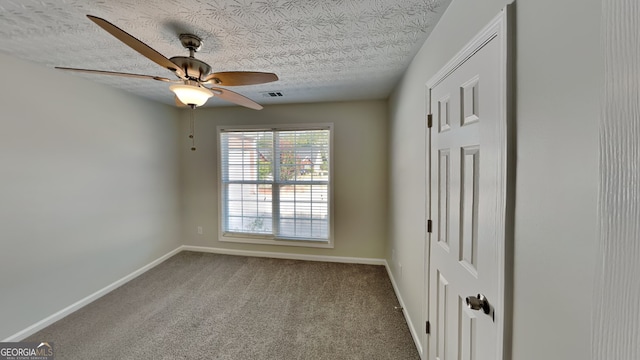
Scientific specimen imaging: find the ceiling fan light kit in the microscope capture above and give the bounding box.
[55,15,278,109]
[170,82,213,107]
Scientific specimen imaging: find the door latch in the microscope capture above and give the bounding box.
[465,293,492,319]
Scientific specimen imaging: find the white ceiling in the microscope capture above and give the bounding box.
[0,0,451,107]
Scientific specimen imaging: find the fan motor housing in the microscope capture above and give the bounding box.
[170,56,211,80]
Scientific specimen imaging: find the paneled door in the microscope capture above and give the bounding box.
[426,8,511,360]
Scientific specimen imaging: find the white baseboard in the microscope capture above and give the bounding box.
[384,260,424,358]
[182,245,386,265]
[2,246,183,342]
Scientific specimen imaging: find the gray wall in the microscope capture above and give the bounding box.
[180,100,389,259]
[0,53,182,340]
[594,0,640,359]
[388,0,600,358]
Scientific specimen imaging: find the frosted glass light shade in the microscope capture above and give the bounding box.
[170,84,213,107]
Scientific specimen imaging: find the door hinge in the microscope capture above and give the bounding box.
[427,219,433,233]
[427,114,433,128]
[426,320,431,334]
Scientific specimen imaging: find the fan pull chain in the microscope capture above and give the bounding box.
[189,106,196,151]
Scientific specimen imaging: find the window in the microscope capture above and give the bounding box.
[218,124,332,247]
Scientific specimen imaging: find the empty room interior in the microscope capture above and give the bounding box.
[1,0,637,359]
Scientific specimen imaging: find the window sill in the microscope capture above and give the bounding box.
[220,233,334,249]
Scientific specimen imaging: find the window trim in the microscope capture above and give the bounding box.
[217,123,334,248]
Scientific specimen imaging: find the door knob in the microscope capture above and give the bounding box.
[465,294,491,314]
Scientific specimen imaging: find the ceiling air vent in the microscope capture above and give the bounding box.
[262,91,284,98]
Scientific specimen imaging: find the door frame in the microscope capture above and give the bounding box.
[423,5,514,359]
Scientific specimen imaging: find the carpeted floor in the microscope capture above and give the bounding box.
[26,251,419,359]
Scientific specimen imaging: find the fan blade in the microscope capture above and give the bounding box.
[55,67,175,82]
[203,71,278,86]
[210,87,263,110]
[87,15,186,79]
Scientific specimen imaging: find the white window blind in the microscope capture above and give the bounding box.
[219,126,331,243]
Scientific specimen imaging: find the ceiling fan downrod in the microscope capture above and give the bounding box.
[179,34,201,58]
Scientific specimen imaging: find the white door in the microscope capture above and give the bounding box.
[426,9,511,360]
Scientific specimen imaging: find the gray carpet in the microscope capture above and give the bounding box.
[27,251,419,359]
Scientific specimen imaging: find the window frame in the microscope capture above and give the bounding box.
[217,123,334,248]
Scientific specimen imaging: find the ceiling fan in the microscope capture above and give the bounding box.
[56,15,278,110]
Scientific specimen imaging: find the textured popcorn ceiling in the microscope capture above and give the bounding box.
[0,0,451,107]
